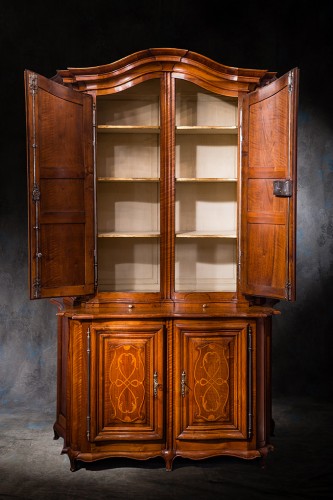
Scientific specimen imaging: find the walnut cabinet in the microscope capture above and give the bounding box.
[24,49,298,471]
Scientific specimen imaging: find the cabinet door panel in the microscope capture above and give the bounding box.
[90,321,164,442]
[25,70,94,299]
[241,69,299,300]
[174,320,251,442]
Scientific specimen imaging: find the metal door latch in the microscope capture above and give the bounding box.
[273,180,293,197]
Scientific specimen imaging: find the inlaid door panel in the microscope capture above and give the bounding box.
[174,320,253,442]
[89,321,165,442]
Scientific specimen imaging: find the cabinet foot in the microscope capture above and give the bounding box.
[67,450,81,472]
[259,444,274,468]
[162,449,175,471]
[70,460,78,472]
[53,426,59,440]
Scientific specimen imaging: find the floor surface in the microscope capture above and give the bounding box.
[0,397,332,499]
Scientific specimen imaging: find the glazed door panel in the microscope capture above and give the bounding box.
[89,321,165,442]
[173,320,252,442]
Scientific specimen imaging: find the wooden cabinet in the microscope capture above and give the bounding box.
[25,49,298,470]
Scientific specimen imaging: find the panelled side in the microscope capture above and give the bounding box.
[241,69,298,300]
[25,70,95,299]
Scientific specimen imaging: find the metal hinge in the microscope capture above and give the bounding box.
[247,324,253,440]
[273,179,293,197]
[288,71,293,93]
[181,370,187,398]
[237,251,242,284]
[29,73,38,94]
[153,371,159,398]
[286,282,292,300]
[86,326,91,441]
[94,248,98,288]
[239,107,243,145]
[33,278,41,298]
[32,183,40,202]
[93,102,98,290]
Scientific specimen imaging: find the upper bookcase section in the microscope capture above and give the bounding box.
[52,48,276,96]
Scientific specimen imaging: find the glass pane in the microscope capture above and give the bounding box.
[175,80,238,293]
[175,239,237,292]
[98,238,160,292]
[96,80,160,292]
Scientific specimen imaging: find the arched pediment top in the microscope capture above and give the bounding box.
[54,48,276,94]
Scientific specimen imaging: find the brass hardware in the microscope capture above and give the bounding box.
[273,179,292,197]
[128,304,134,309]
[153,371,158,398]
[202,303,207,309]
[181,370,186,397]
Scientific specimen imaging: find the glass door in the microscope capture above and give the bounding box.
[174,80,238,293]
[96,80,161,292]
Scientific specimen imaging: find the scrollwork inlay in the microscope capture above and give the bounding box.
[193,341,230,422]
[109,344,145,423]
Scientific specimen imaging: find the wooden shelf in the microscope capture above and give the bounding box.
[98,232,160,238]
[176,231,237,238]
[176,178,237,182]
[98,177,160,182]
[176,126,238,134]
[97,125,160,133]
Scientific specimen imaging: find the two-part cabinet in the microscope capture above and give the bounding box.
[25,48,298,471]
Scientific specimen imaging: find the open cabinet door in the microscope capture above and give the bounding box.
[25,70,95,299]
[240,68,299,301]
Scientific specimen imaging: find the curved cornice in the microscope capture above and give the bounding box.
[53,48,276,96]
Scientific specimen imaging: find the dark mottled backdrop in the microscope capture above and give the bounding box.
[1,0,332,413]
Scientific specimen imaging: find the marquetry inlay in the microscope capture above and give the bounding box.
[109,344,145,423]
[193,340,230,422]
